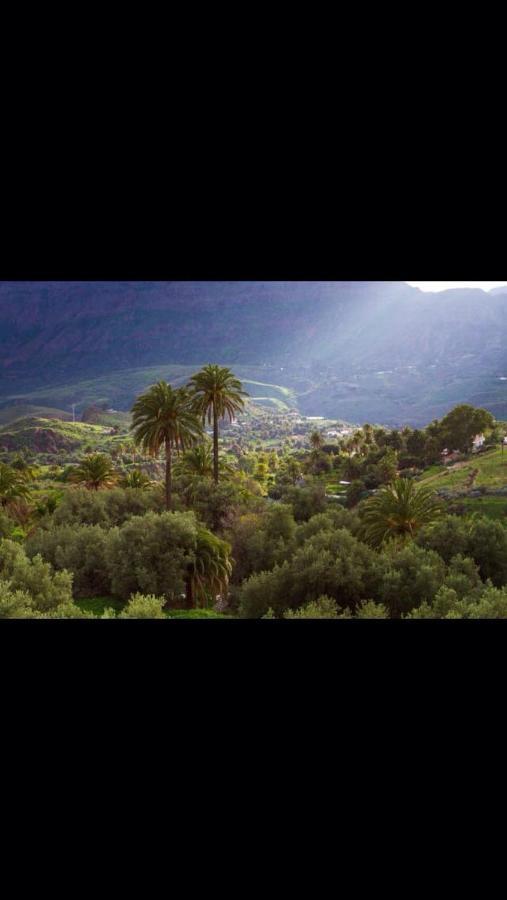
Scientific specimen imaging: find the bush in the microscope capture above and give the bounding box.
[0,540,73,613]
[407,583,507,619]
[284,596,339,618]
[355,600,389,618]
[106,511,198,601]
[118,593,166,618]
[417,516,469,563]
[227,505,296,584]
[184,479,261,530]
[238,528,382,619]
[0,539,87,617]
[378,543,446,618]
[27,524,111,597]
[279,483,328,522]
[0,579,35,618]
[50,487,162,529]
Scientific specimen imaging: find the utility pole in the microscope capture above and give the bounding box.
[71,403,76,424]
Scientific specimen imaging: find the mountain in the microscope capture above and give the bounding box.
[0,281,506,426]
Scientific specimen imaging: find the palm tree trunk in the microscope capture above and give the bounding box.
[165,438,172,510]
[213,403,219,484]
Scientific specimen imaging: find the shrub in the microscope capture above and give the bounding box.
[239,528,382,619]
[284,596,339,618]
[50,487,162,529]
[417,515,469,563]
[0,540,88,617]
[354,599,389,618]
[106,511,198,601]
[378,543,446,618]
[279,483,328,522]
[0,579,35,618]
[118,593,166,618]
[0,540,73,613]
[27,524,111,597]
[407,583,507,619]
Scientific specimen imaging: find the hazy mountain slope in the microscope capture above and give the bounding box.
[0,281,506,425]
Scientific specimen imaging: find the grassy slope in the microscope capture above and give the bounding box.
[418,447,507,492]
[418,446,507,520]
[0,416,117,455]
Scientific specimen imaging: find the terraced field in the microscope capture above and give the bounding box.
[418,447,507,492]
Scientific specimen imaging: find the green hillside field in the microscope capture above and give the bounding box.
[418,446,507,519]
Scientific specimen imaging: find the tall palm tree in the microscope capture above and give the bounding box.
[361,478,442,547]
[69,453,118,491]
[130,382,202,510]
[0,463,31,506]
[185,528,233,609]
[189,365,248,484]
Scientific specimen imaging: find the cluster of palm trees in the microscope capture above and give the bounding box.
[130,364,247,509]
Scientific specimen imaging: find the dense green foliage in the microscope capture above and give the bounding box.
[0,388,505,619]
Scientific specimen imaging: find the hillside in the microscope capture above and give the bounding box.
[0,281,506,425]
[417,446,507,520]
[0,417,112,454]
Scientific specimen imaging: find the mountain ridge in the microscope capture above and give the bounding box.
[0,281,505,426]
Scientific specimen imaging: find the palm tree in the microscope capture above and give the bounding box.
[189,365,248,484]
[185,528,233,609]
[361,478,443,547]
[175,441,235,480]
[130,382,202,510]
[69,453,118,491]
[121,469,155,490]
[310,430,323,451]
[0,463,31,506]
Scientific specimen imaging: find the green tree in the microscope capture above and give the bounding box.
[361,478,442,547]
[0,463,31,506]
[105,510,198,601]
[189,365,247,484]
[282,456,301,485]
[406,429,427,460]
[438,404,495,454]
[69,453,118,492]
[131,382,202,510]
[378,543,447,618]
